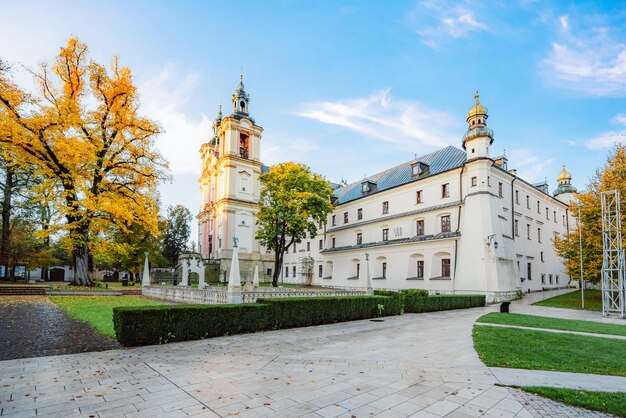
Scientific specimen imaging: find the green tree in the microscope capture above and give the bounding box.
[256,162,334,287]
[554,144,626,284]
[161,204,192,267]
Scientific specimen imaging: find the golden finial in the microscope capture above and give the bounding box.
[474,90,480,105]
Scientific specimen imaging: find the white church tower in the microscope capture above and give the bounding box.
[197,76,271,280]
[455,92,520,301]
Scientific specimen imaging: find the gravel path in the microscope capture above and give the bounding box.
[0,296,118,361]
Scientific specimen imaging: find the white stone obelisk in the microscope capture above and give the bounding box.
[365,253,373,294]
[227,237,242,303]
[142,252,151,286]
[252,264,259,287]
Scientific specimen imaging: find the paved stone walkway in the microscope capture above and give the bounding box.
[0,296,118,361]
[0,289,621,417]
[493,367,626,393]
[508,388,613,418]
[507,289,625,325]
[474,322,626,340]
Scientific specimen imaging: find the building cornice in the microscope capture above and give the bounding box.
[321,231,461,254]
[326,200,461,233]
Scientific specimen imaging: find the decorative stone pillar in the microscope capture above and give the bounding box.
[252,264,260,287]
[142,252,151,286]
[365,253,373,295]
[227,236,242,303]
[180,260,190,286]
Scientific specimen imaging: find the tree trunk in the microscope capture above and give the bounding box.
[72,244,92,286]
[0,166,13,280]
[272,251,284,287]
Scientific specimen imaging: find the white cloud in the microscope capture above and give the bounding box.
[261,137,319,166]
[542,16,626,96]
[139,64,211,175]
[584,114,626,149]
[612,114,626,126]
[559,15,569,31]
[408,1,489,48]
[586,131,626,149]
[296,89,458,148]
[508,149,554,183]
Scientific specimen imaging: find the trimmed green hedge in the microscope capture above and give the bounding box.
[113,294,404,347]
[113,303,270,346]
[404,294,485,313]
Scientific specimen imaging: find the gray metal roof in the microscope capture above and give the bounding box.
[333,146,467,205]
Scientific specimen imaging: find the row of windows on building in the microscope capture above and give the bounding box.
[283,258,452,280]
[330,181,563,229]
[514,220,546,243]
[297,216,454,254]
[516,260,560,285]
[514,190,566,226]
[330,184,453,226]
[331,216,451,249]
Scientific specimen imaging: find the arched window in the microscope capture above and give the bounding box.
[408,254,425,279]
[324,261,333,279]
[375,256,387,280]
[240,100,246,113]
[432,252,452,278]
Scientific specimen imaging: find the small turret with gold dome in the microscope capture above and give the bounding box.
[553,163,577,198]
[462,90,494,156]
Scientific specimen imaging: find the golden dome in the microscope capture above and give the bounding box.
[467,90,488,119]
[557,164,571,183]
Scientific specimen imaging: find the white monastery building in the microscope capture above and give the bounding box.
[198,78,578,302]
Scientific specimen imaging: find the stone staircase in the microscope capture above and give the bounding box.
[0,285,47,296]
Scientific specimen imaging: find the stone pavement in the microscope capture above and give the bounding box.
[475,322,626,341]
[507,289,625,325]
[493,368,626,393]
[0,296,118,361]
[508,388,613,418]
[0,289,622,417]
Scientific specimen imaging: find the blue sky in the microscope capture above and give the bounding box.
[1,0,625,243]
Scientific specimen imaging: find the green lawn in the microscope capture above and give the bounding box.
[533,290,602,311]
[49,296,163,337]
[477,313,626,337]
[519,387,626,417]
[472,326,626,376]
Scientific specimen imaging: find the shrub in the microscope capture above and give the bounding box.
[259,294,404,329]
[113,303,271,346]
[113,294,405,347]
[404,294,485,313]
[401,289,429,298]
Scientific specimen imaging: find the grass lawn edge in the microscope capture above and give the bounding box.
[513,386,626,417]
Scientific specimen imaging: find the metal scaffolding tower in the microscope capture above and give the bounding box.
[601,190,626,318]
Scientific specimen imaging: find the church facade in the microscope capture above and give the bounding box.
[198,79,577,301]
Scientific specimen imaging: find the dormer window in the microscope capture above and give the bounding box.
[411,161,429,177]
[361,180,376,194]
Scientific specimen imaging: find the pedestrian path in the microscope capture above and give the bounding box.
[508,289,625,325]
[508,388,613,418]
[0,296,118,361]
[0,289,620,417]
[474,322,626,340]
[492,367,626,392]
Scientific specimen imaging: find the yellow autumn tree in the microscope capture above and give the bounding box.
[554,144,626,284]
[0,38,167,285]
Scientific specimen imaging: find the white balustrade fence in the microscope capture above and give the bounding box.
[142,285,367,304]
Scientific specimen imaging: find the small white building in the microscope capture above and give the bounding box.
[198,83,577,302]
